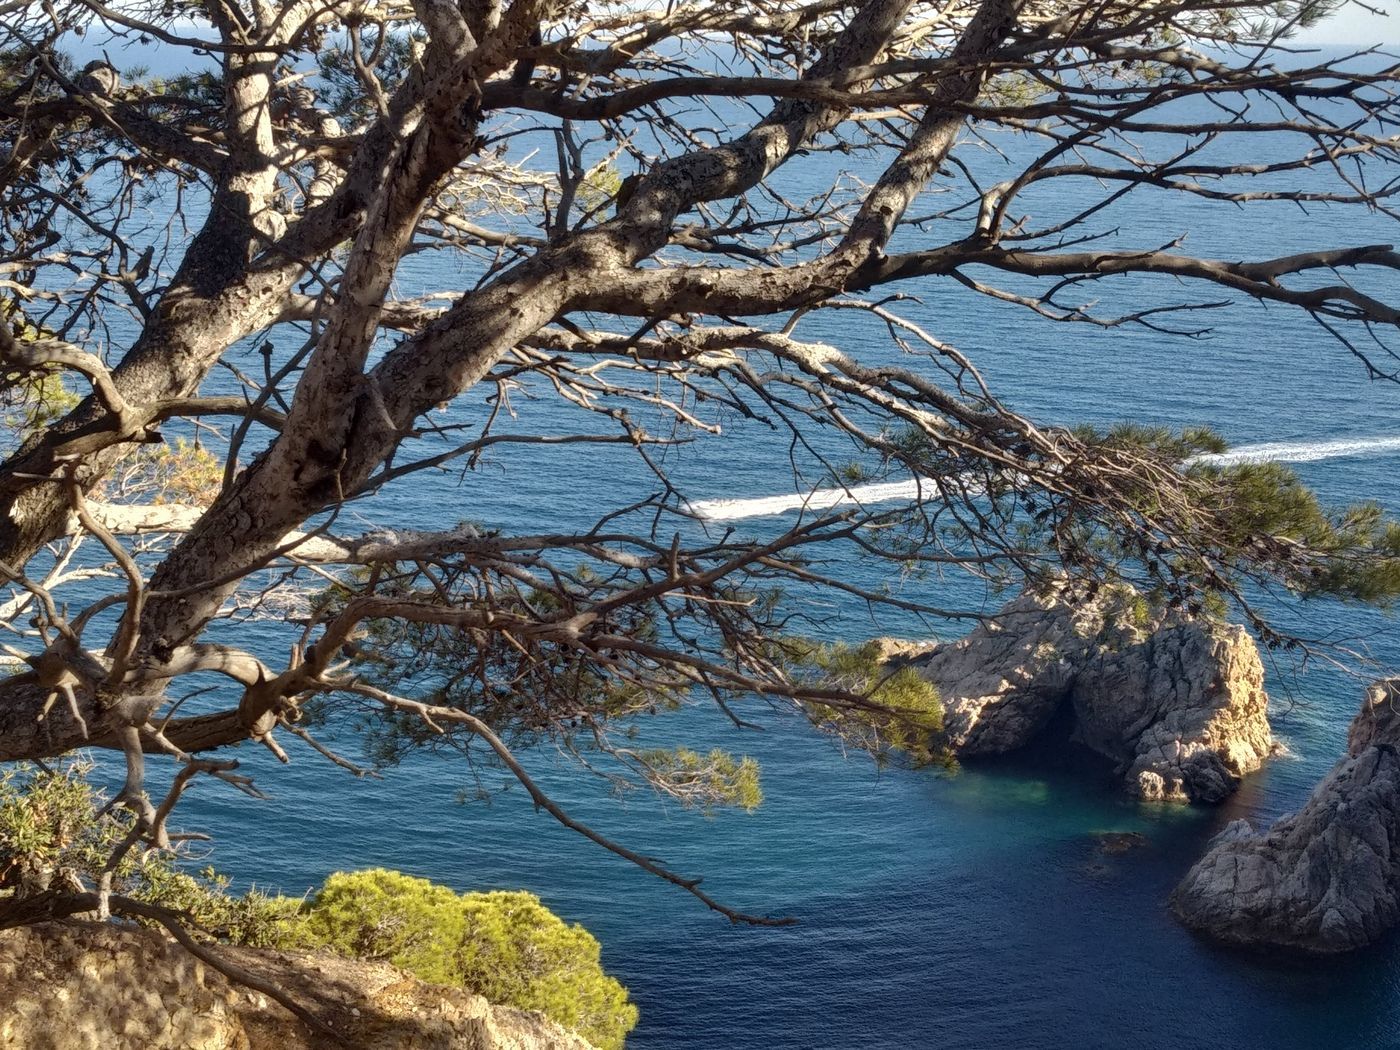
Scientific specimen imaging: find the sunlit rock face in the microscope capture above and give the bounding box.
[1173,680,1400,954]
[885,580,1272,803]
[0,921,596,1050]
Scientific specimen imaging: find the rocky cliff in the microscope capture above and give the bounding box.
[0,920,596,1050]
[894,582,1272,802]
[1172,679,1400,953]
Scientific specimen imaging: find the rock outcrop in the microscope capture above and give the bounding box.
[0,920,596,1050]
[892,582,1272,802]
[917,589,1085,756]
[1172,680,1400,953]
[1072,617,1272,803]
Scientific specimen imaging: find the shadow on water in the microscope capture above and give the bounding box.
[957,697,1122,787]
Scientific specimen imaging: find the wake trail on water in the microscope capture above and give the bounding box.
[689,435,1400,522]
[1190,435,1400,466]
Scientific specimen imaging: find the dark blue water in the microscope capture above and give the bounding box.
[40,40,1400,1049]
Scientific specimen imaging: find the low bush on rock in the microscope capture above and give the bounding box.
[0,763,636,1048]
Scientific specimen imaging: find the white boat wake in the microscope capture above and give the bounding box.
[689,435,1400,522]
[1190,435,1400,467]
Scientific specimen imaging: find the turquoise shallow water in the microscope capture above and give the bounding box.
[31,42,1400,1049]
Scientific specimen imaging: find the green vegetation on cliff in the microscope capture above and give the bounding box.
[0,764,636,1048]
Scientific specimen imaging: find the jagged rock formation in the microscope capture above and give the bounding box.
[889,582,1272,802]
[0,920,596,1050]
[1172,680,1400,953]
[916,588,1086,757]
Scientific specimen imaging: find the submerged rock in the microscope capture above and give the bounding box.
[1172,680,1400,954]
[1096,831,1148,856]
[0,920,595,1049]
[894,581,1272,803]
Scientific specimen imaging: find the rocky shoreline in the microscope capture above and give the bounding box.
[0,920,595,1050]
[1172,679,1400,954]
[884,586,1400,955]
[882,581,1274,803]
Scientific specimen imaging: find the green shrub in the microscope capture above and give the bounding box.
[0,761,116,890]
[1,767,635,1047]
[136,864,310,950]
[0,762,305,948]
[455,889,637,1050]
[633,747,763,812]
[303,868,465,984]
[304,868,638,1049]
[787,638,947,765]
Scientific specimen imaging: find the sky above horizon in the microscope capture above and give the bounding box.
[69,2,1400,77]
[1297,2,1398,43]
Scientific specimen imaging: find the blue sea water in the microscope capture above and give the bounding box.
[214,200,1400,1045]
[35,38,1400,1050]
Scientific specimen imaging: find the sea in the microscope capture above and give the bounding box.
[39,33,1400,1050]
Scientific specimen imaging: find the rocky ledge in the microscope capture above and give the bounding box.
[883,581,1273,803]
[0,920,595,1050]
[1172,680,1400,954]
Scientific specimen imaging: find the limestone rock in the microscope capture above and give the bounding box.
[0,921,595,1050]
[1171,680,1400,953]
[1073,621,1271,803]
[866,637,938,667]
[919,588,1082,756]
[902,582,1271,802]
